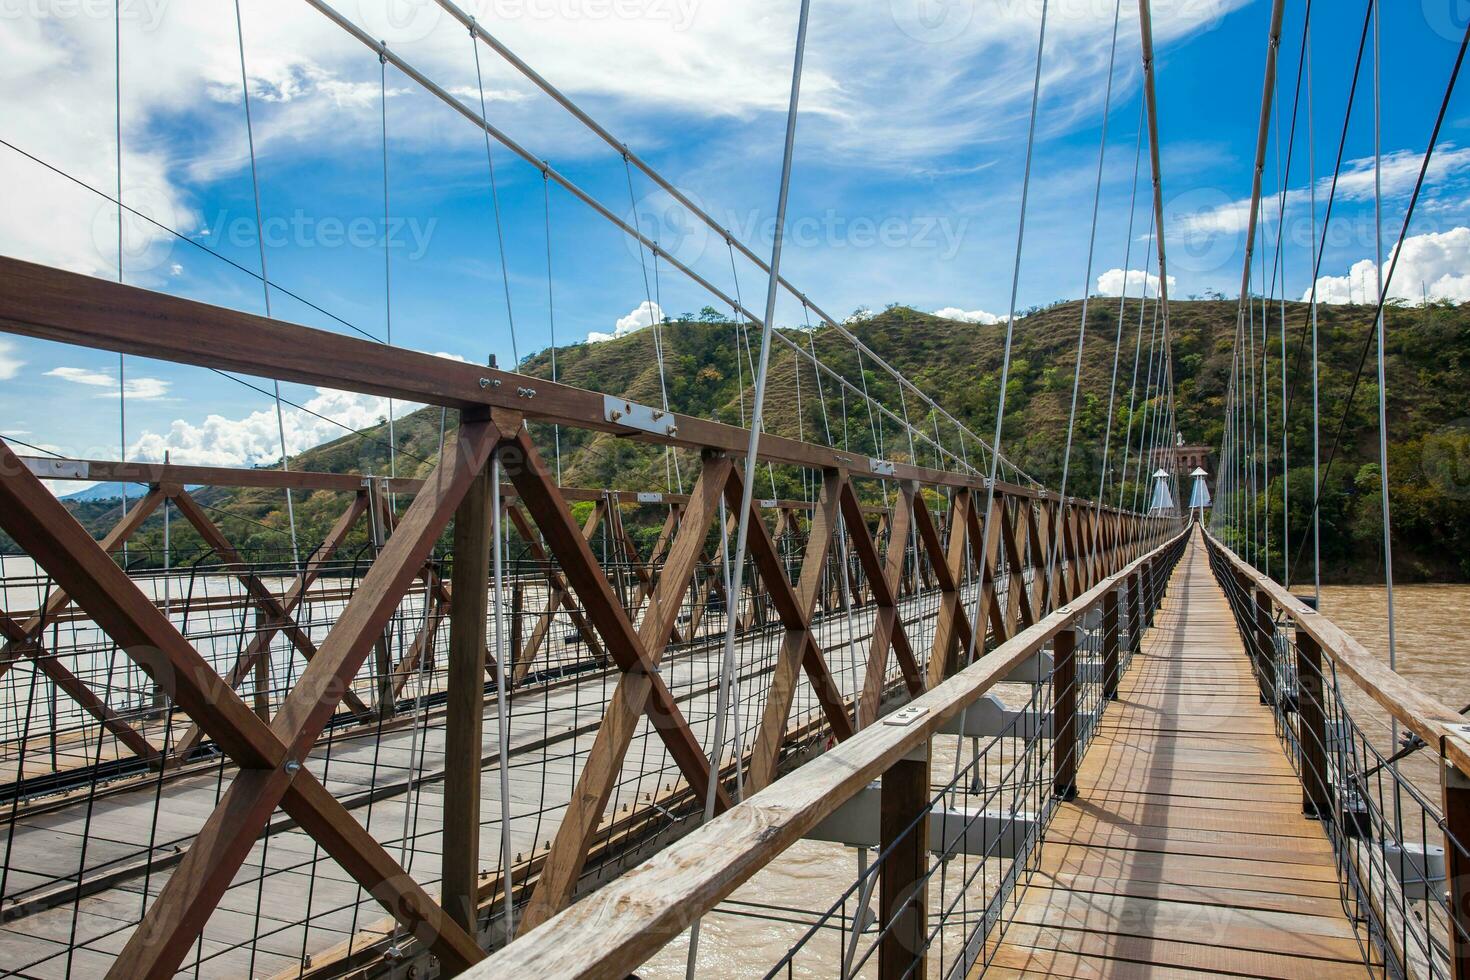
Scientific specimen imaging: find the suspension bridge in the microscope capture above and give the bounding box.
[1,0,1468,977]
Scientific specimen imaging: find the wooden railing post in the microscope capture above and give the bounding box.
[1254,589,1277,706]
[1053,627,1078,800]
[1445,759,1470,980]
[1142,558,1156,628]
[443,458,494,937]
[1127,571,1142,659]
[1294,627,1331,819]
[1102,588,1120,700]
[880,741,930,979]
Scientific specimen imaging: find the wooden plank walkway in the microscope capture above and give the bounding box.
[987,534,1371,979]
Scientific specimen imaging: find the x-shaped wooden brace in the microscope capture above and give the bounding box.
[511,434,733,930]
[741,467,856,793]
[507,502,609,684]
[0,606,159,763]
[966,491,1011,656]
[167,490,371,764]
[1000,493,1037,637]
[627,502,680,620]
[917,489,977,688]
[167,488,376,721]
[0,429,495,978]
[0,487,166,763]
[838,480,924,727]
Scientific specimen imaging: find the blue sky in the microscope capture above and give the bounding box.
[2,0,1468,475]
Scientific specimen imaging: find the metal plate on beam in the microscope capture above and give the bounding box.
[603,395,677,437]
[636,492,664,503]
[24,458,90,480]
[869,457,895,477]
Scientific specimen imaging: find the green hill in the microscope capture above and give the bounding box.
[16,297,1470,583]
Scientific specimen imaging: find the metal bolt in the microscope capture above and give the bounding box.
[609,409,623,422]
[517,386,537,398]
[284,759,302,775]
[478,376,501,389]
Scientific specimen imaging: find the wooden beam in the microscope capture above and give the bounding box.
[922,489,973,688]
[1052,627,1078,800]
[0,431,493,978]
[443,457,494,935]
[0,486,165,678]
[880,742,929,979]
[841,482,922,727]
[515,446,733,931]
[0,610,158,762]
[467,529,1190,979]
[0,255,1033,496]
[743,469,848,792]
[168,491,370,764]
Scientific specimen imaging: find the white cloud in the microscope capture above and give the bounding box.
[46,366,112,387]
[933,306,1001,324]
[0,340,25,381]
[45,365,172,400]
[1306,227,1470,305]
[1172,146,1470,244]
[127,386,423,467]
[0,0,1251,293]
[1096,268,1176,298]
[588,301,663,343]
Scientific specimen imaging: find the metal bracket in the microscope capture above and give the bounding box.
[603,395,678,437]
[883,704,928,727]
[636,492,664,504]
[23,458,90,480]
[759,498,778,508]
[868,457,895,477]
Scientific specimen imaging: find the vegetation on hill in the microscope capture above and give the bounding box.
[11,297,1470,583]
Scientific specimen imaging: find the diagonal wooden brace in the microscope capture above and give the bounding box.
[0,431,493,978]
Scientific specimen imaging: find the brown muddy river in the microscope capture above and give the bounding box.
[641,584,1470,979]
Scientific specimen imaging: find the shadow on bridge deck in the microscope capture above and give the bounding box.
[985,533,1370,979]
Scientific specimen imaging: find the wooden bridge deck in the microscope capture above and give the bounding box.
[987,535,1369,979]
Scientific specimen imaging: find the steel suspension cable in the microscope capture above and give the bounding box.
[470,20,521,368]
[1047,0,1123,597]
[234,0,301,568]
[1286,11,1470,582]
[689,2,810,973]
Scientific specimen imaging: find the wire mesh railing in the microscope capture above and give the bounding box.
[1206,530,1470,979]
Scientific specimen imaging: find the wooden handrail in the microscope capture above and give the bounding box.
[469,525,1189,979]
[1203,529,1470,776]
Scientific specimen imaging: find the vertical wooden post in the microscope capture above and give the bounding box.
[252,608,270,722]
[1140,558,1152,628]
[880,742,930,979]
[1254,589,1276,706]
[1102,589,1120,700]
[1294,627,1330,818]
[510,581,523,680]
[443,458,494,938]
[1053,627,1078,800]
[1444,759,1470,980]
[1127,571,1142,658]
